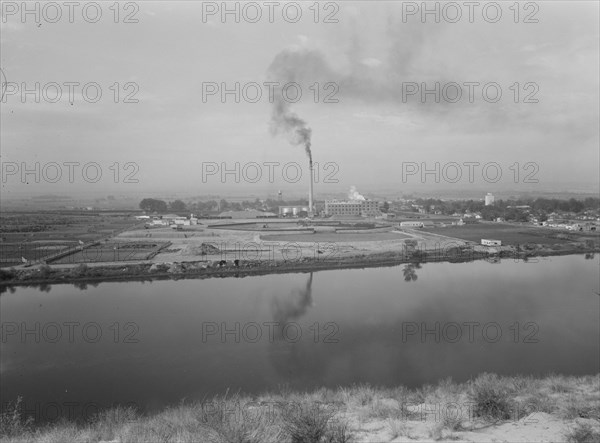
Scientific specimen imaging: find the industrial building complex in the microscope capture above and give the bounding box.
[324,199,381,217]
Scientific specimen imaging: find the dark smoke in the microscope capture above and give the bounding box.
[270,96,312,162]
[266,49,332,162]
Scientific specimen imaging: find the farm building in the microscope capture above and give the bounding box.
[481,239,502,246]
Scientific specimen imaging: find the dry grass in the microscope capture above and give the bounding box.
[564,422,600,443]
[2,374,598,442]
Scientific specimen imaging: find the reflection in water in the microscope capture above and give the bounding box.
[402,262,422,282]
[1,256,599,416]
[485,256,501,264]
[269,273,324,384]
[271,272,313,338]
[38,283,52,293]
[72,281,100,291]
[0,285,15,295]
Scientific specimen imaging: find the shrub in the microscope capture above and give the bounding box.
[547,374,574,393]
[387,419,407,439]
[353,384,376,406]
[565,422,600,443]
[87,406,138,442]
[71,263,89,278]
[441,403,464,431]
[365,400,403,420]
[323,418,352,443]
[38,264,53,279]
[516,393,556,419]
[196,396,282,443]
[0,397,33,438]
[469,373,512,421]
[282,402,336,443]
[0,268,16,281]
[560,397,600,420]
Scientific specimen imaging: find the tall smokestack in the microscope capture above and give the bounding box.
[309,159,314,216]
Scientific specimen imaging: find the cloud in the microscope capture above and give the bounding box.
[361,58,382,68]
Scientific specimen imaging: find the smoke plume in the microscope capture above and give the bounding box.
[348,186,366,201]
[266,48,331,162]
[270,96,312,163]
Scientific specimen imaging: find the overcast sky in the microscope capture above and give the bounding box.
[1,1,598,200]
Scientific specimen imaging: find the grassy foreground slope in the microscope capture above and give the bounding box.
[1,373,599,443]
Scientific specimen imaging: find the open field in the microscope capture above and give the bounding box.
[117,221,429,264]
[210,220,382,232]
[0,212,141,267]
[2,373,598,442]
[0,242,79,266]
[261,231,412,243]
[49,242,169,264]
[424,223,591,246]
[2,217,598,284]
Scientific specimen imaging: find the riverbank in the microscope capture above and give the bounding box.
[0,244,598,289]
[1,373,598,442]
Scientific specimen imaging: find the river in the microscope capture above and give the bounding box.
[1,254,598,420]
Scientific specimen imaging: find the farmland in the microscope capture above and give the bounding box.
[0,211,142,267]
[424,222,590,245]
[49,242,169,264]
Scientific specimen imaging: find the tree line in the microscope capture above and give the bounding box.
[412,197,599,222]
[139,197,309,214]
[139,196,598,220]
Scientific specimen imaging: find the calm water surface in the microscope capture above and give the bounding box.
[1,255,598,418]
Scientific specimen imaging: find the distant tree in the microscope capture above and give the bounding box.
[71,263,89,278]
[169,200,187,212]
[139,198,168,213]
[381,202,389,213]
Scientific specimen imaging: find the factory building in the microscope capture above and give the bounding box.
[279,206,310,217]
[324,200,381,217]
[361,200,381,216]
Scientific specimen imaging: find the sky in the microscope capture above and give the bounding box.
[1,1,598,201]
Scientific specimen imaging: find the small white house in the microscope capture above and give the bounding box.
[400,221,424,228]
[148,219,169,227]
[481,239,502,246]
